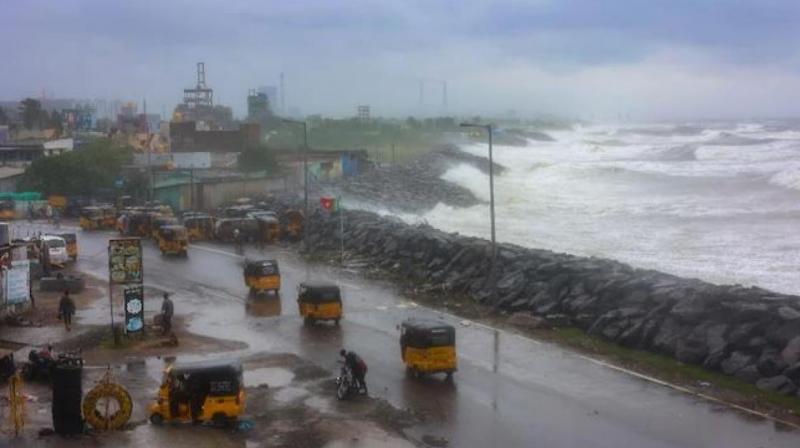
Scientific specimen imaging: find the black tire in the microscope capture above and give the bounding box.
[303,317,312,326]
[445,371,454,382]
[150,413,164,425]
[334,318,340,326]
[212,412,230,428]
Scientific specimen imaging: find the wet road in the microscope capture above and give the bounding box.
[20,222,800,448]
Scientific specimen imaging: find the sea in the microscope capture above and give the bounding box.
[397,122,800,296]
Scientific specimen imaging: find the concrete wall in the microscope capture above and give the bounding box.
[156,176,290,212]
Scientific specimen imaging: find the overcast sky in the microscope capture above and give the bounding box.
[3,0,800,121]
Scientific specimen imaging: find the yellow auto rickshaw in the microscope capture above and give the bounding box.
[244,259,281,294]
[284,209,304,241]
[100,204,117,229]
[157,225,188,256]
[59,233,78,260]
[0,200,15,220]
[79,206,104,230]
[257,216,280,244]
[151,216,179,239]
[184,214,214,241]
[297,282,343,325]
[149,359,245,427]
[400,319,457,380]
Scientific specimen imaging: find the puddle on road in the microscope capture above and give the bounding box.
[244,367,294,388]
[304,395,334,413]
[274,386,309,403]
[323,435,415,448]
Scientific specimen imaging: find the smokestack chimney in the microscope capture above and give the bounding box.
[419,80,424,107]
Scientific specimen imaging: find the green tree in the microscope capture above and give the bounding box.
[20,138,134,196]
[237,144,277,172]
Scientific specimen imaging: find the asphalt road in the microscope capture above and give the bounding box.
[19,222,800,448]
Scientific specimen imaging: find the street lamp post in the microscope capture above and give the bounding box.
[282,119,309,217]
[460,123,496,291]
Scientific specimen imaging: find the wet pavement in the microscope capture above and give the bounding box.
[9,221,800,448]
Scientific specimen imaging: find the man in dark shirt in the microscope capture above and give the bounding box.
[340,349,367,394]
[58,290,75,331]
[161,293,174,334]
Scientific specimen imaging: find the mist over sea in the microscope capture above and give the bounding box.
[405,122,800,295]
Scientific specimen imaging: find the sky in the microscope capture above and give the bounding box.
[3,0,800,121]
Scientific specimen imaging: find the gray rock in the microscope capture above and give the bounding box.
[778,306,800,321]
[756,375,798,395]
[784,362,800,383]
[756,351,788,377]
[720,351,754,375]
[782,336,800,365]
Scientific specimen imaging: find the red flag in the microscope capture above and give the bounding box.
[320,196,334,210]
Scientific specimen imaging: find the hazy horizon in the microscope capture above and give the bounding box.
[4,0,800,121]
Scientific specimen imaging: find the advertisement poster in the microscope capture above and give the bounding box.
[123,285,144,333]
[5,260,30,305]
[109,238,142,284]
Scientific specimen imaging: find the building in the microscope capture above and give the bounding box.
[0,138,73,165]
[357,105,371,122]
[152,170,288,212]
[170,121,260,153]
[172,62,234,129]
[247,90,270,122]
[0,167,26,192]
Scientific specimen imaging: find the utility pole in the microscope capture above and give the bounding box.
[282,118,309,218]
[460,123,497,298]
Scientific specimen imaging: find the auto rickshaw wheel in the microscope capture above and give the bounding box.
[150,413,164,425]
[212,412,232,428]
[334,318,340,326]
[445,371,454,382]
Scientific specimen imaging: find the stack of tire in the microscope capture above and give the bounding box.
[52,355,84,435]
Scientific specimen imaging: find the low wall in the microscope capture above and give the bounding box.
[303,208,800,397]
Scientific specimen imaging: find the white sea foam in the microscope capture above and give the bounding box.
[388,122,800,295]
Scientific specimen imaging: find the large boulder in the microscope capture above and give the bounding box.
[720,351,754,376]
[784,362,800,384]
[782,336,800,365]
[756,375,798,395]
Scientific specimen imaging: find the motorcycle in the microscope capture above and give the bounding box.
[335,363,358,400]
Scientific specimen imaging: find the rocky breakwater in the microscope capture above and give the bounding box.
[333,145,506,212]
[303,209,800,398]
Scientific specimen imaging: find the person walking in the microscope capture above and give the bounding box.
[161,293,174,334]
[58,290,76,331]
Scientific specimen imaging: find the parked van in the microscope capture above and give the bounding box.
[41,235,69,265]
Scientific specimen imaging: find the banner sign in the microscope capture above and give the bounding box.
[109,238,142,284]
[123,285,144,333]
[5,260,30,305]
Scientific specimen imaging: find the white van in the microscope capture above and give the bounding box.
[41,235,69,265]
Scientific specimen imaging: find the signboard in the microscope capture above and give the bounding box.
[123,285,144,333]
[109,238,143,284]
[5,260,30,305]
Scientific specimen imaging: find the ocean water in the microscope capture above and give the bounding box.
[405,122,800,296]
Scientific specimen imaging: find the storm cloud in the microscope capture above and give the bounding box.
[3,0,800,120]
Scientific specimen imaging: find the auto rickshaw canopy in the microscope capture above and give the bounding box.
[167,359,243,397]
[159,225,188,240]
[298,282,341,304]
[244,259,280,276]
[401,319,456,348]
[80,206,103,218]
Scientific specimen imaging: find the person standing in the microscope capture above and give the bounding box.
[58,290,75,331]
[161,293,174,334]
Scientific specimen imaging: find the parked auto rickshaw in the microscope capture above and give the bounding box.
[257,216,281,243]
[244,259,281,294]
[157,225,188,256]
[399,319,457,380]
[0,200,15,220]
[123,212,153,237]
[151,216,179,239]
[100,204,117,228]
[297,282,343,325]
[284,209,305,241]
[59,233,78,260]
[79,206,104,230]
[149,359,245,427]
[214,218,259,242]
[184,214,214,241]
